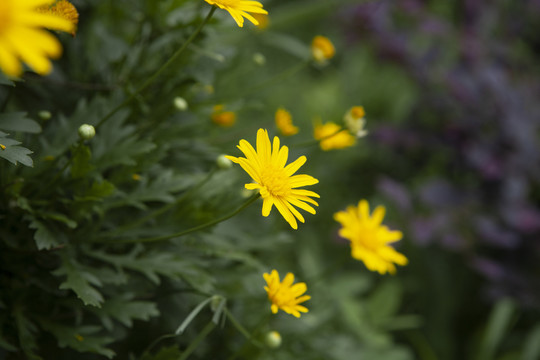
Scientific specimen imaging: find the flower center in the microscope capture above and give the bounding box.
[259,164,291,198]
[352,226,379,251]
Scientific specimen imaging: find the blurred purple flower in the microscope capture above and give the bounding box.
[377,177,412,212]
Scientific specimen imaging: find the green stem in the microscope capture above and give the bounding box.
[95,6,216,129]
[224,308,264,348]
[93,193,260,244]
[178,321,216,360]
[139,333,177,359]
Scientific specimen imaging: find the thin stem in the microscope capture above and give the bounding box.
[178,321,216,360]
[224,308,264,348]
[95,6,216,129]
[139,333,177,359]
[92,193,260,244]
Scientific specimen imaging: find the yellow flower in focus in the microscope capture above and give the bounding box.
[311,35,335,64]
[334,200,408,275]
[211,104,236,127]
[204,0,268,28]
[226,129,319,229]
[263,270,310,318]
[344,106,368,138]
[313,120,356,151]
[275,108,299,136]
[37,0,79,36]
[0,0,74,77]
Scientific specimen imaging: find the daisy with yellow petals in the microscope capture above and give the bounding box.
[204,0,268,28]
[37,0,79,36]
[0,0,74,77]
[313,120,356,151]
[311,35,335,64]
[334,200,408,275]
[275,107,299,136]
[263,270,310,318]
[226,129,319,229]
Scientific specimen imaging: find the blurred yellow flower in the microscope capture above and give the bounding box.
[37,0,79,36]
[211,104,236,127]
[311,35,335,64]
[313,120,355,151]
[263,269,310,318]
[334,200,408,275]
[204,0,268,28]
[251,12,269,29]
[344,106,368,138]
[226,129,319,229]
[0,0,74,77]
[275,108,299,136]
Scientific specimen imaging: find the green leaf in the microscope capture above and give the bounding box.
[522,325,540,360]
[89,246,215,292]
[0,112,41,133]
[367,279,403,325]
[0,72,15,86]
[92,297,159,330]
[13,306,42,360]
[140,345,182,360]
[29,220,61,250]
[88,180,116,198]
[38,321,115,359]
[52,256,104,307]
[0,144,33,166]
[476,298,516,360]
[71,145,94,179]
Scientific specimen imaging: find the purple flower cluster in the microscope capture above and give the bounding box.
[344,0,540,306]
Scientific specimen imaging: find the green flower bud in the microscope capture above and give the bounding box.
[78,124,96,140]
[253,52,266,66]
[38,110,52,120]
[173,96,188,111]
[264,331,282,348]
[216,154,233,169]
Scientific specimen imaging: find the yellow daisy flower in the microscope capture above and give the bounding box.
[211,104,236,127]
[275,107,299,136]
[226,128,319,229]
[0,0,74,77]
[311,35,335,64]
[334,200,408,275]
[313,120,356,151]
[204,0,268,28]
[343,106,368,138]
[37,0,79,36]
[263,269,310,318]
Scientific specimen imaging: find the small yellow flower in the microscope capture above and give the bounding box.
[344,106,368,138]
[211,104,236,127]
[0,0,74,77]
[204,0,268,28]
[0,144,6,150]
[334,200,408,275]
[226,129,319,229]
[275,108,299,136]
[313,120,356,151]
[263,270,310,318]
[311,35,335,64]
[37,0,79,36]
